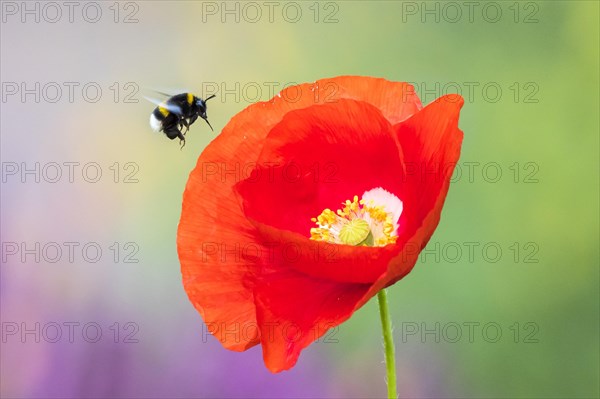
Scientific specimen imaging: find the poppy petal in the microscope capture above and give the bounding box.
[380,95,465,287]
[320,75,423,123]
[253,270,370,372]
[243,222,397,284]
[395,94,465,225]
[178,170,261,351]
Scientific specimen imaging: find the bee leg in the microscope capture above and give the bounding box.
[164,123,187,149]
[180,119,190,135]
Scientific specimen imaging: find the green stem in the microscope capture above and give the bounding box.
[377,289,397,399]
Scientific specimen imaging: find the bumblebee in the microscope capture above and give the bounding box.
[148,93,216,148]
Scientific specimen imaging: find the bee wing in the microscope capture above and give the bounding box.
[144,87,193,105]
[144,96,183,115]
[153,90,173,98]
[147,88,191,98]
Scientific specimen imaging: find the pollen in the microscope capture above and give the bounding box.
[309,188,402,247]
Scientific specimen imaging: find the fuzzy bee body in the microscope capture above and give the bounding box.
[148,93,215,148]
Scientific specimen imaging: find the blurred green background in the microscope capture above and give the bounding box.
[1,1,598,398]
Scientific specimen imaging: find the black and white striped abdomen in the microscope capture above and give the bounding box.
[149,107,166,132]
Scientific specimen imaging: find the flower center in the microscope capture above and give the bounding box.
[339,218,373,246]
[310,188,403,247]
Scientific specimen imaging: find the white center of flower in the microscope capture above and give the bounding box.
[310,187,403,247]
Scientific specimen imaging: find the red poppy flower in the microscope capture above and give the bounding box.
[177,76,464,372]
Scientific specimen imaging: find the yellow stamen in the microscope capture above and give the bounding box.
[309,193,399,247]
